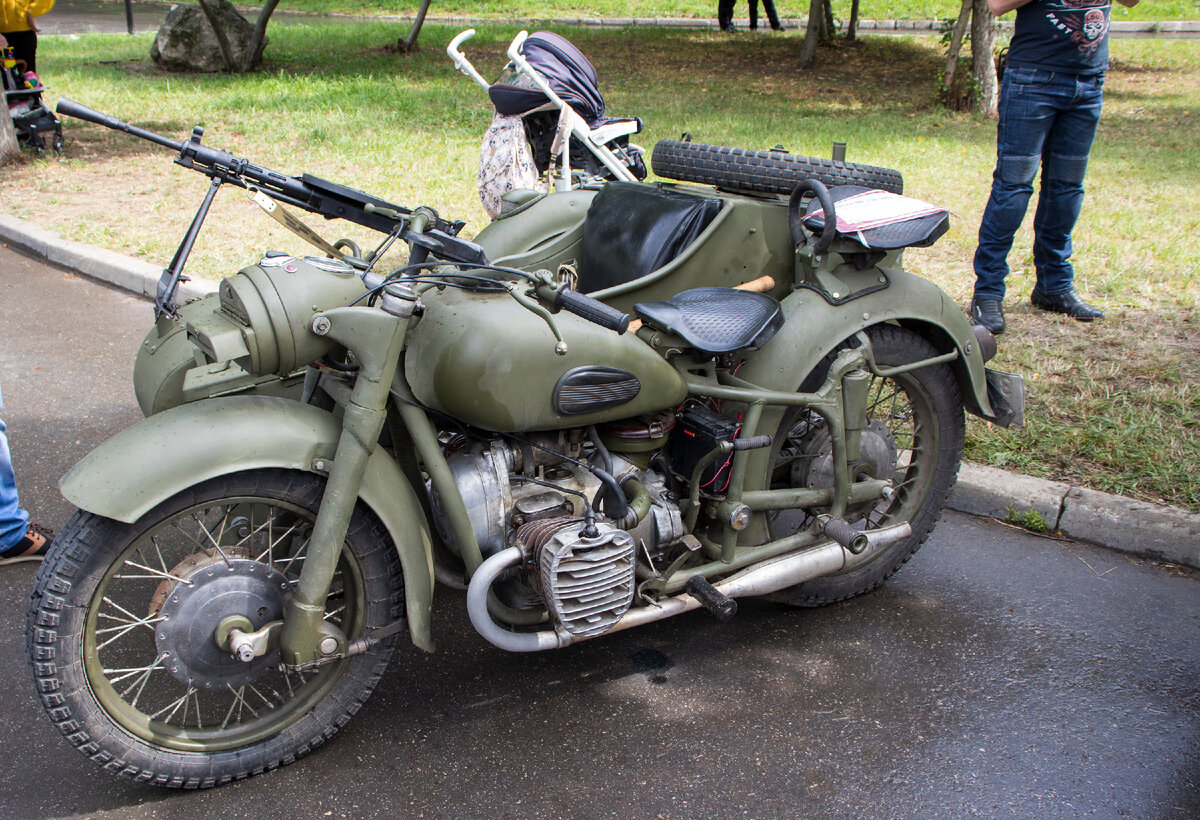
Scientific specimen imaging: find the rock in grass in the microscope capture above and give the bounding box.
[151,0,266,73]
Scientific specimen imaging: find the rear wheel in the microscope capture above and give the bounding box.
[766,325,964,606]
[27,469,403,788]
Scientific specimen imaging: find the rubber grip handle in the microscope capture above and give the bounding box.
[731,435,773,451]
[822,518,869,554]
[554,288,630,334]
[685,575,738,623]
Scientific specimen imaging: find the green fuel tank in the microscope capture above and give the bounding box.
[405,286,687,433]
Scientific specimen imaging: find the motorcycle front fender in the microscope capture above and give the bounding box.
[60,395,436,652]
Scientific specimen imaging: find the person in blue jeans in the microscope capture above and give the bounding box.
[0,383,53,564]
[970,0,1141,335]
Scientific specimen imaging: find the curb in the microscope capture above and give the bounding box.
[1,214,1197,570]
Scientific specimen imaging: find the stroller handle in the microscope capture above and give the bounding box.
[447,29,490,91]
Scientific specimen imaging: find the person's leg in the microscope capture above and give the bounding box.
[748,0,759,30]
[972,67,1061,303]
[4,29,36,74]
[0,384,30,553]
[1031,74,1104,296]
[762,0,784,29]
[718,0,737,31]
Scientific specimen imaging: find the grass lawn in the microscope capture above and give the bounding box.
[2,22,1197,511]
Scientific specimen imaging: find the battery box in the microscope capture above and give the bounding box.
[671,404,740,487]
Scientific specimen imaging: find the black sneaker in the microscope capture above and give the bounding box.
[1030,288,1104,322]
[0,524,54,565]
[970,298,1006,335]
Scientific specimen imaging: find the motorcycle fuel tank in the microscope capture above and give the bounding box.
[405,285,688,432]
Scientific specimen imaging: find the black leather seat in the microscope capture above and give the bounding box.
[634,287,783,354]
[579,182,722,292]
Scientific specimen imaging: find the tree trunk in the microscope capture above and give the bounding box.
[942,0,972,96]
[0,103,20,165]
[197,0,237,72]
[243,0,281,73]
[822,0,835,38]
[847,0,860,41]
[971,0,998,115]
[399,0,432,52]
[798,0,823,67]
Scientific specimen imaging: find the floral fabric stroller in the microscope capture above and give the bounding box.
[2,47,62,154]
[449,29,646,216]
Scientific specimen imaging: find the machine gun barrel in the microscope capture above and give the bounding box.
[54,97,410,235]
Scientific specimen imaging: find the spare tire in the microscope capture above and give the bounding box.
[651,140,904,196]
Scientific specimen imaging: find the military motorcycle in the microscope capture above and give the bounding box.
[27,98,1024,789]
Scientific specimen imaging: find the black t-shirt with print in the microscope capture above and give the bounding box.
[1006,0,1113,76]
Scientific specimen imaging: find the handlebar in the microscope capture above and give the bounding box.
[446,29,490,91]
[553,287,630,334]
[788,178,838,257]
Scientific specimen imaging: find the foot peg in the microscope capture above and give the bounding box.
[686,575,737,622]
[820,516,869,554]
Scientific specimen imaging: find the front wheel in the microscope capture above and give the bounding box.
[27,469,404,788]
[767,324,965,606]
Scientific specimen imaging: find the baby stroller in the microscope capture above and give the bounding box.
[2,47,62,154]
[448,29,646,215]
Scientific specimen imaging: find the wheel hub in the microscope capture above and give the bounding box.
[155,557,291,690]
[791,418,897,519]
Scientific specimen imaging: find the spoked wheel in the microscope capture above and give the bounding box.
[766,324,965,606]
[27,469,404,788]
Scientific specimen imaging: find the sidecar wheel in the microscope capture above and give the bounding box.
[651,140,904,196]
[765,325,964,607]
[26,469,403,789]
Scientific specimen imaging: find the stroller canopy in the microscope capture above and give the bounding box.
[488,31,606,125]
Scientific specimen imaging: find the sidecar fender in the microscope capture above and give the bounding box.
[60,396,436,652]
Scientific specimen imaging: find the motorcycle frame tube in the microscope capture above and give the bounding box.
[661,344,940,592]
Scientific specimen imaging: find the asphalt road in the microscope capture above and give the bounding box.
[0,245,1198,818]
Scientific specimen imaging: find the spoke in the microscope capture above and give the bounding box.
[110,653,168,706]
[151,684,198,723]
[223,683,261,727]
[100,595,160,631]
[151,535,171,576]
[192,509,234,567]
[166,517,210,553]
[113,558,194,587]
[254,517,306,566]
[246,683,279,710]
[95,613,166,649]
[274,536,311,575]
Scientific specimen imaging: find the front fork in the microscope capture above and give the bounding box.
[277,286,418,666]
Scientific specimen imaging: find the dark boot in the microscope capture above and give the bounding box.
[1030,288,1105,322]
[970,298,1006,335]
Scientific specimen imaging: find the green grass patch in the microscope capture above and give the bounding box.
[92,0,1196,23]
[2,24,1198,512]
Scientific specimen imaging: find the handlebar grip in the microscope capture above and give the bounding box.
[554,288,630,334]
[731,435,773,451]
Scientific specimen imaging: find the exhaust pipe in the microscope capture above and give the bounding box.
[466,522,912,652]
